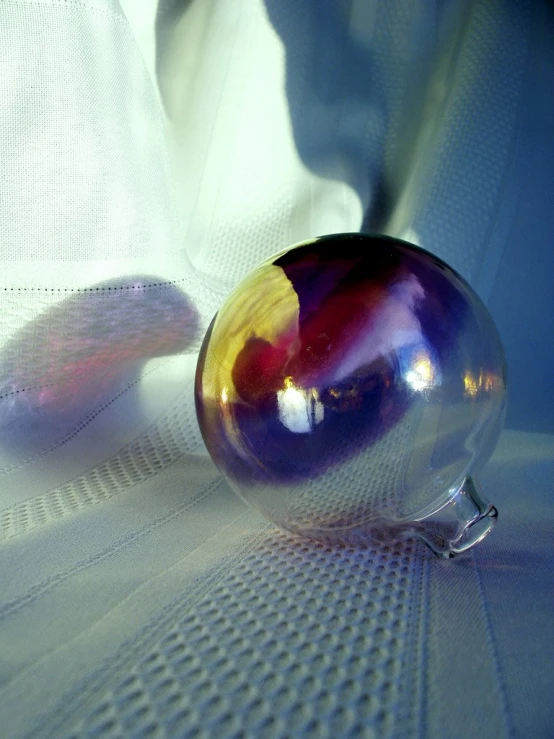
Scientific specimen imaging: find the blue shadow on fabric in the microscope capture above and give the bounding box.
[0,277,199,458]
[264,0,554,434]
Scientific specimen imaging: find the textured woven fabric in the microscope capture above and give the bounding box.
[66,536,423,739]
[1,1,553,737]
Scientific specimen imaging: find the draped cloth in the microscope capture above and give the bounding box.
[0,1,552,736]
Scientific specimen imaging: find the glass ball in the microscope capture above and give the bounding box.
[195,234,507,557]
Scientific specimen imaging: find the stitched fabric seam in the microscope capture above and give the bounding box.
[473,550,514,738]
[0,358,176,477]
[417,551,430,738]
[36,526,270,739]
[1,279,192,293]
[0,476,225,622]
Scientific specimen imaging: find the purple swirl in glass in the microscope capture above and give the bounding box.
[195,234,506,557]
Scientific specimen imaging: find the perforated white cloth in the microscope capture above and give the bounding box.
[0,1,553,737]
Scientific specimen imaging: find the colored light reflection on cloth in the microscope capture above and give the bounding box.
[0,277,199,457]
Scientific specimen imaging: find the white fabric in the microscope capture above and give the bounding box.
[0,1,553,737]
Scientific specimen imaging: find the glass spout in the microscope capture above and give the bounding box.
[410,477,497,558]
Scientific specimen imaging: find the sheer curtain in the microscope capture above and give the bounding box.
[1,1,552,736]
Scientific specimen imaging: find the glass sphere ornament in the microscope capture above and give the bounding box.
[195,233,507,557]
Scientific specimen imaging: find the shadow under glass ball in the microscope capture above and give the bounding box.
[195,233,506,557]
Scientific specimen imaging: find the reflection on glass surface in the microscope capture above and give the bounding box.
[277,378,324,434]
[195,234,507,557]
